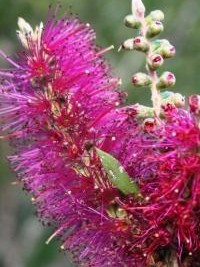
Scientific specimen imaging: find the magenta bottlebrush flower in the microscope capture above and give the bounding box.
[0,13,124,140]
[75,102,200,266]
[106,105,200,266]
[0,8,133,267]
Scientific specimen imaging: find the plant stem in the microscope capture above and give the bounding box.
[140,20,161,118]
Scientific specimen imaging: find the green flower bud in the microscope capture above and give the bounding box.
[157,72,176,88]
[132,72,152,87]
[161,91,185,107]
[151,39,176,58]
[161,91,173,99]
[160,44,176,58]
[146,21,164,38]
[133,36,149,52]
[149,10,165,21]
[136,105,154,118]
[121,38,134,50]
[147,54,164,70]
[151,39,169,51]
[124,14,141,29]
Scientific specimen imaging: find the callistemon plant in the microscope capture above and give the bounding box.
[1,0,200,266]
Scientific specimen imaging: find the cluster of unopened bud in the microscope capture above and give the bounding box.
[122,10,165,51]
[135,91,185,120]
[121,1,181,119]
[122,7,176,92]
[145,9,164,38]
[132,69,176,91]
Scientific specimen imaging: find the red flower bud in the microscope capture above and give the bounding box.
[189,95,200,115]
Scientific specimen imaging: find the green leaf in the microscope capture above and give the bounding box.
[96,148,139,195]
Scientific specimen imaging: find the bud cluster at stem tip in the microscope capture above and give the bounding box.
[121,0,180,117]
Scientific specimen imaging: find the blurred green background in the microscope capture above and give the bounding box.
[0,0,200,266]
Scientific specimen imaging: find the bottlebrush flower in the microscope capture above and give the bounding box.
[0,10,124,140]
[108,105,200,266]
[0,7,133,267]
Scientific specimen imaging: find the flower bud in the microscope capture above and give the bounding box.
[142,118,156,132]
[132,72,152,87]
[147,54,164,70]
[160,44,176,58]
[136,105,154,118]
[161,91,185,107]
[124,14,141,29]
[146,21,164,38]
[151,39,176,58]
[189,95,200,115]
[151,39,168,51]
[157,72,176,88]
[148,10,165,21]
[121,38,134,50]
[132,0,146,19]
[133,36,149,52]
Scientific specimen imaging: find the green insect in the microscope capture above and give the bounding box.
[96,148,139,196]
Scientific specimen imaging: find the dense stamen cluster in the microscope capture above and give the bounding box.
[1,1,200,267]
[0,7,131,266]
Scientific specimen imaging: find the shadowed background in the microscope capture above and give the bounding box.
[0,0,199,266]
